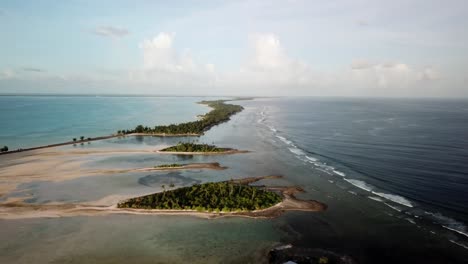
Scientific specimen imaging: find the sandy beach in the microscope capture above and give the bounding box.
[0,146,227,198]
[0,184,327,220]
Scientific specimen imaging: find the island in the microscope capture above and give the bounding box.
[118,99,244,136]
[113,176,327,218]
[154,163,184,168]
[0,176,327,219]
[157,142,248,155]
[117,182,282,212]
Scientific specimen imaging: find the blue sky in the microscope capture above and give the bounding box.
[0,0,467,97]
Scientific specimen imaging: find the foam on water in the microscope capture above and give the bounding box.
[422,212,468,238]
[450,240,468,250]
[288,147,305,156]
[372,191,413,207]
[344,179,373,192]
[368,196,384,202]
[276,135,293,145]
[333,170,346,177]
[384,202,402,212]
[305,156,317,162]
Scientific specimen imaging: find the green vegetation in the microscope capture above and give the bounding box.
[154,163,184,168]
[160,142,230,152]
[1,146,8,152]
[119,100,244,135]
[117,182,282,212]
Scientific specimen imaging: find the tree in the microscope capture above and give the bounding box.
[80,136,85,141]
[135,125,145,133]
[73,138,77,142]
[1,146,8,152]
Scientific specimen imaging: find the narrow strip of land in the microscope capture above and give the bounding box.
[0,98,247,156]
[96,162,227,174]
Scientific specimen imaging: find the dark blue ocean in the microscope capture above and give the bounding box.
[251,97,468,241]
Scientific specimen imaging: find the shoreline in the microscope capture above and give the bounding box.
[96,162,227,174]
[0,184,327,220]
[0,133,203,156]
[156,149,249,155]
[0,98,248,156]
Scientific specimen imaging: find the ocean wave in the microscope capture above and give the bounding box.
[305,156,317,162]
[406,218,416,224]
[268,126,277,132]
[372,191,413,207]
[384,202,402,212]
[288,147,305,156]
[316,168,332,175]
[368,196,384,202]
[450,240,468,250]
[276,135,293,145]
[333,170,346,177]
[344,179,373,192]
[424,212,468,238]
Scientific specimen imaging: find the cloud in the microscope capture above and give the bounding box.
[1,32,452,97]
[356,20,369,27]
[0,69,15,80]
[250,33,289,69]
[127,32,216,90]
[22,67,45,72]
[128,32,446,96]
[94,26,129,38]
[351,59,375,70]
[233,33,314,89]
[417,67,441,81]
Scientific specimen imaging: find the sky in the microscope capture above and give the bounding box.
[0,0,467,97]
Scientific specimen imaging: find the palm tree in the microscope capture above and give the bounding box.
[73,138,77,142]
[80,136,85,141]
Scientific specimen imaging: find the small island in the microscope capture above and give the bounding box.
[157,142,247,155]
[0,176,327,219]
[113,176,327,218]
[154,163,184,168]
[118,182,282,212]
[160,142,230,152]
[118,99,244,136]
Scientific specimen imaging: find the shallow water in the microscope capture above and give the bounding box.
[0,96,216,149]
[1,96,468,263]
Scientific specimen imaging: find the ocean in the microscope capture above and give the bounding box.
[0,95,215,149]
[1,95,468,263]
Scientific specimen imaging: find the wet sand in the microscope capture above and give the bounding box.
[0,147,226,197]
[0,176,327,220]
[0,188,326,220]
[96,162,227,174]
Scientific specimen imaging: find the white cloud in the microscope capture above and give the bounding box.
[0,69,15,80]
[1,32,452,97]
[94,26,129,38]
[250,33,289,69]
[140,32,212,73]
